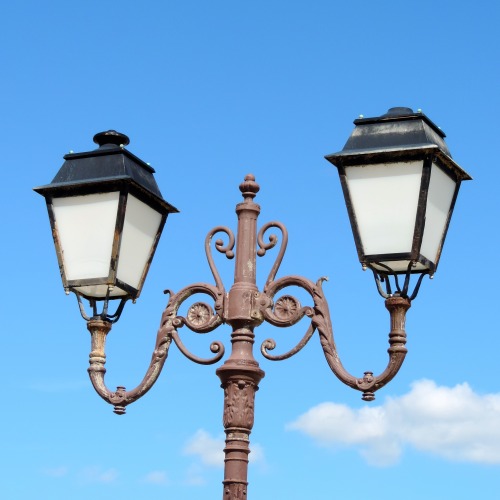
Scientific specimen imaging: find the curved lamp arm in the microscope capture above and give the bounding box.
[87,283,226,415]
[86,224,235,414]
[261,275,410,401]
[87,312,172,415]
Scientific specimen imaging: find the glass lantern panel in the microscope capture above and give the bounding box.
[420,163,457,265]
[345,161,423,256]
[116,195,163,291]
[52,192,120,281]
[371,260,427,273]
[75,284,128,298]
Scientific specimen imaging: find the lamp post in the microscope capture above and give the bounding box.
[35,108,470,499]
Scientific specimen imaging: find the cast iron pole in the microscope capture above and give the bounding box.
[216,175,265,499]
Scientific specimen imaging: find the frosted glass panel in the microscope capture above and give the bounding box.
[117,195,162,290]
[420,164,456,265]
[345,162,422,255]
[371,261,427,273]
[75,284,128,298]
[53,192,119,280]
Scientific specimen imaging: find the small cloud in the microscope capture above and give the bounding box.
[249,443,265,464]
[79,466,119,483]
[288,379,500,466]
[143,470,169,485]
[183,429,224,468]
[183,429,266,469]
[184,463,206,486]
[42,466,69,478]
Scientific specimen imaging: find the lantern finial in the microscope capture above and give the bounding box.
[383,107,414,117]
[93,130,130,148]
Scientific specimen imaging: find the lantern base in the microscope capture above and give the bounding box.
[75,291,129,324]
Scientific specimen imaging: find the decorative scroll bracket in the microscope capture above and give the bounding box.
[81,173,417,500]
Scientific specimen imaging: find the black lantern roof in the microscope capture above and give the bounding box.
[325,107,472,181]
[34,130,179,214]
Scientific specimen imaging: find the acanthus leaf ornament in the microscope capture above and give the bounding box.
[223,379,257,429]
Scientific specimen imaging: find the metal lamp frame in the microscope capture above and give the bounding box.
[34,131,178,318]
[326,107,471,298]
[86,174,411,499]
[36,110,471,500]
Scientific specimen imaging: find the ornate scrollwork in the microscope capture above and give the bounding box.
[205,225,235,293]
[80,172,417,500]
[260,276,316,360]
[187,302,215,328]
[164,283,226,365]
[85,219,239,414]
[257,221,288,286]
[313,283,410,400]
[223,379,256,428]
[274,295,300,321]
[87,310,176,415]
[259,273,410,400]
[85,172,411,426]
[87,281,228,414]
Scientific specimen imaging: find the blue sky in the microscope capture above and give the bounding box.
[2,1,499,499]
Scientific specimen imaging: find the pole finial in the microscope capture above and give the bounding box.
[239,174,260,201]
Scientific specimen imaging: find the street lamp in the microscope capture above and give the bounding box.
[34,130,178,320]
[326,107,471,298]
[35,108,470,500]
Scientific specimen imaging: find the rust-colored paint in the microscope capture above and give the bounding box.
[84,175,412,500]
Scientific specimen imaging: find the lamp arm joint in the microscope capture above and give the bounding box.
[86,280,229,414]
[316,291,410,401]
[86,310,174,415]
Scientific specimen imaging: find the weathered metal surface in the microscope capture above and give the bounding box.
[34,131,178,303]
[82,173,414,500]
[325,107,472,279]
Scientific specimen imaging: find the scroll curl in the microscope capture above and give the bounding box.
[261,274,410,400]
[205,226,235,293]
[257,221,288,287]
[85,223,235,414]
[87,281,227,414]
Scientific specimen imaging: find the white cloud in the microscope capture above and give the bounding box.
[43,465,121,483]
[183,429,265,469]
[184,463,207,486]
[143,470,169,485]
[184,429,224,467]
[287,379,500,466]
[42,466,69,478]
[249,443,265,465]
[79,466,119,483]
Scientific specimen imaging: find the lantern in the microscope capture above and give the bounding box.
[34,130,178,302]
[326,107,471,276]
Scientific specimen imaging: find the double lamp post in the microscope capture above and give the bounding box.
[35,107,471,499]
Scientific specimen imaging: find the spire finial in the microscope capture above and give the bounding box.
[239,174,260,201]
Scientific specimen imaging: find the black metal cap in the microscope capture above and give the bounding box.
[325,107,472,181]
[93,130,130,148]
[34,131,179,214]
